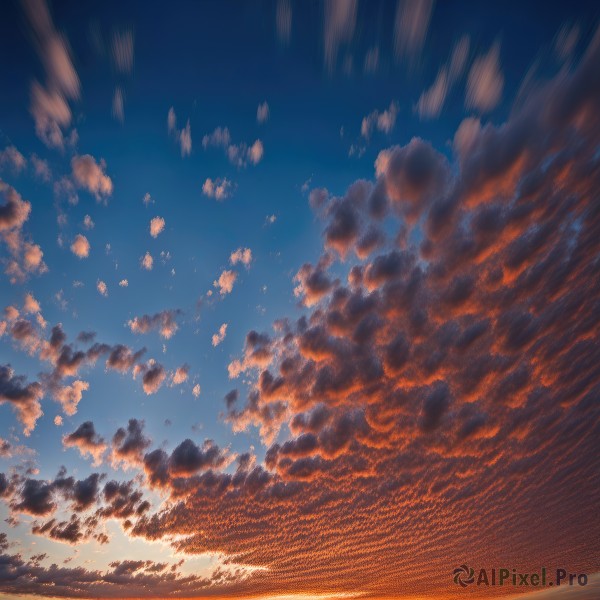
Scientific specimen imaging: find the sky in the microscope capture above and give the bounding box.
[0,0,599,598]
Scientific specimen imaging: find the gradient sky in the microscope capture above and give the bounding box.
[0,1,599,598]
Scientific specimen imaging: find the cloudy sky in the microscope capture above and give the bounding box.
[0,0,599,598]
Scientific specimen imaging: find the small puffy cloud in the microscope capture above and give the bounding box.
[54,415,63,426]
[70,234,90,258]
[257,101,270,123]
[213,269,237,296]
[466,42,504,112]
[134,362,167,395]
[119,279,128,287]
[212,323,228,347]
[128,310,180,340]
[83,215,94,229]
[149,216,165,238]
[171,364,189,385]
[202,177,233,201]
[265,214,277,225]
[192,383,201,398]
[248,140,264,165]
[141,252,153,270]
[0,146,27,173]
[112,87,125,123]
[96,280,108,296]
[361,101,398,139]
[202,126,231,149]
[0,364,43,436]
[30,154,51,182]
[53,380,89,416]
[71,155,113,201]
[63,421,106,466]
[23,293,41,314]
[179,120,192,157]
[230,247,252,267]
[143,192,153,206]
[111,29,134,74]
[167,108,192,157]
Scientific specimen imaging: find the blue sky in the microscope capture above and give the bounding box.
[0,1,599,598]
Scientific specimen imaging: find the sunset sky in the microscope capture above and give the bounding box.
[0,0,599,598]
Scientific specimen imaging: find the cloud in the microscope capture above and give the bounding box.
[23,293,41,315]
[112,87,125,123]
[202,126,231,149]
[323,0,357,71]
[119,279,128,287]
[363,46,379,74]
[111,418,151,468]
[134,362,167,395]
[202,177,234,200]
[257,101,270,123]
[0,364,43,436]
[141,252,153,270]
[0,146,27,173]
[179,120,192,157]
[110,29,134,74]
[361,101,398,139]
[227,139,264,167]
[276,0,292,44]
[0,181,46,283]
[192,383,201,398]
[62,421,107,466]
[202,126,263,167]
[83,214,94,229]
[53,379,89,415]
[71,155,113,201]
[167,107,192,157]
[96,280,107,296]
[465,41,504,112]
[171,364,189,385]
[30,154,51,182]
[70,234,90,258]
[393,0,434,63]
[22,0,80,149]
[128,310,181,339]
[416,36,470,119]
[213,269,238,296]
[230,247,252,267]
[149,216,165,238]
[212,323,228,347]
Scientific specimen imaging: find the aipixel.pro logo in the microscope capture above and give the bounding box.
[452,566,589,588]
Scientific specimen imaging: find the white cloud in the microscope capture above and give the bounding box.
[202,177,233,200]
[70,234,90,258]
[212,323,228,347]
[83,214,94,229]
[213,269,237,296]
[0,146,27,173]
[230,247,252,267]
[466,42,504,113]
[150,216,165,238]
[119,279,128,287]
[71,155,113,201]
[112,87,125,123]
[141,252,153,270]
[96,280,108,296]
[361,101,399,139]
[257,101,270,123]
